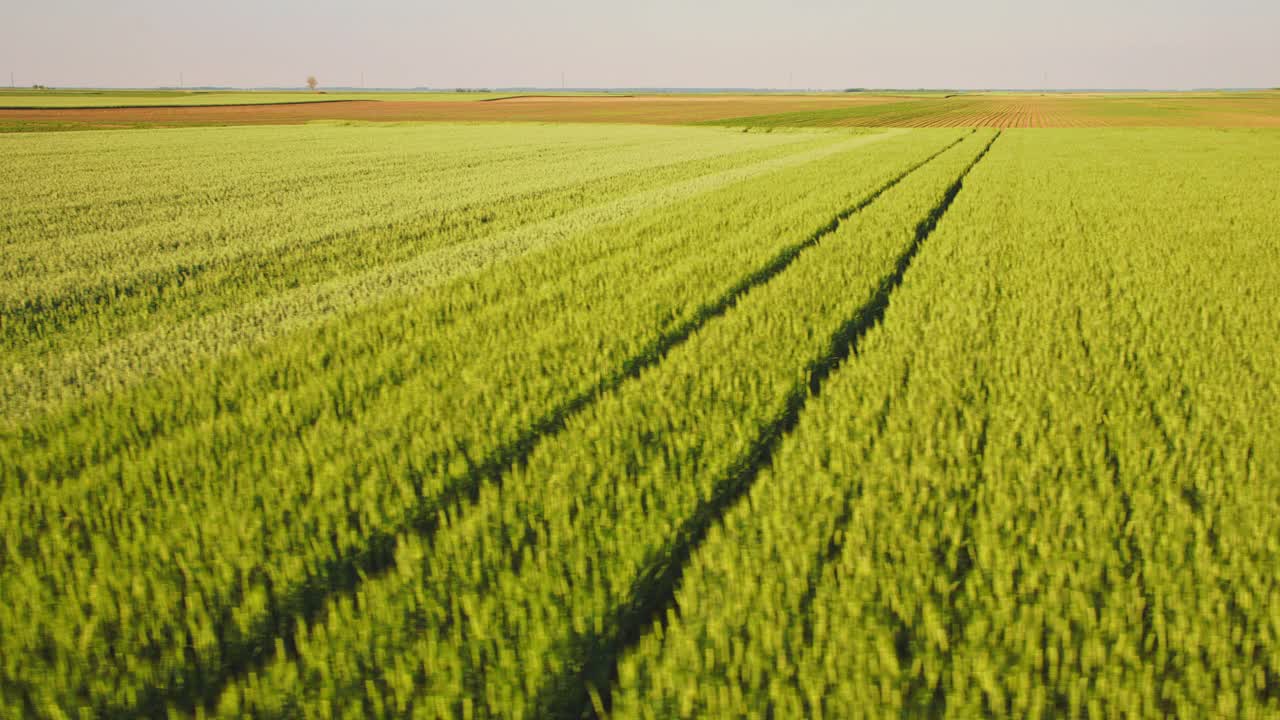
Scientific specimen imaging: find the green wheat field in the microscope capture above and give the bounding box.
[2,113,1278,718]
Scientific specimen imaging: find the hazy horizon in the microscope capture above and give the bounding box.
[4,0,1277,91]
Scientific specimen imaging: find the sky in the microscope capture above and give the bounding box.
[3,0,1277,90]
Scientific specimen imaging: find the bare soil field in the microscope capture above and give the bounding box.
[0,96,898,131]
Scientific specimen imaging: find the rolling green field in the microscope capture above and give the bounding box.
[2,122,1278,718]
[702,92,1280,128]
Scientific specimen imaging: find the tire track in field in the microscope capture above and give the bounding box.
[577,131,1002,719]
[137,131,960,720]
[3,132,889,426]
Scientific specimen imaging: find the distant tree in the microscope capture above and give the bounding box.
[306,76,318,91]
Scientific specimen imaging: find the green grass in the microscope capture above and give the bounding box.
[211,129,986,719]
[0,123,853,422]
[3,123,1278,718]
[612,128,1280,718]
[2,121,909,716]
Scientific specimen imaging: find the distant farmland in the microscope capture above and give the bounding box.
[704,92,1280,128]
[0,88,519,108]
[2,90,1279,131]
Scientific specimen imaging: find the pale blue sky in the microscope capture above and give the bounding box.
[3,0,1277,89]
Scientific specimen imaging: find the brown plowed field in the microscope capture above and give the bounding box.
[3,93,1278,131]
[0,96,902,130]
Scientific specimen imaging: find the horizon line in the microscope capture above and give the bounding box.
[5,85,1277,93]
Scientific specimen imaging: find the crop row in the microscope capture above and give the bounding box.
[610,128,1280,719]
[208,128,998,719]
[1,123,841,420]
[0,125,967,717]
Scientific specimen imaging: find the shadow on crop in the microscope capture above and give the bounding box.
[115,132,975,720]
[538,131,1001,719]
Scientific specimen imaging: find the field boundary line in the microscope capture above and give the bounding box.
[574,130,1002,719]
[154,131,966,720]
